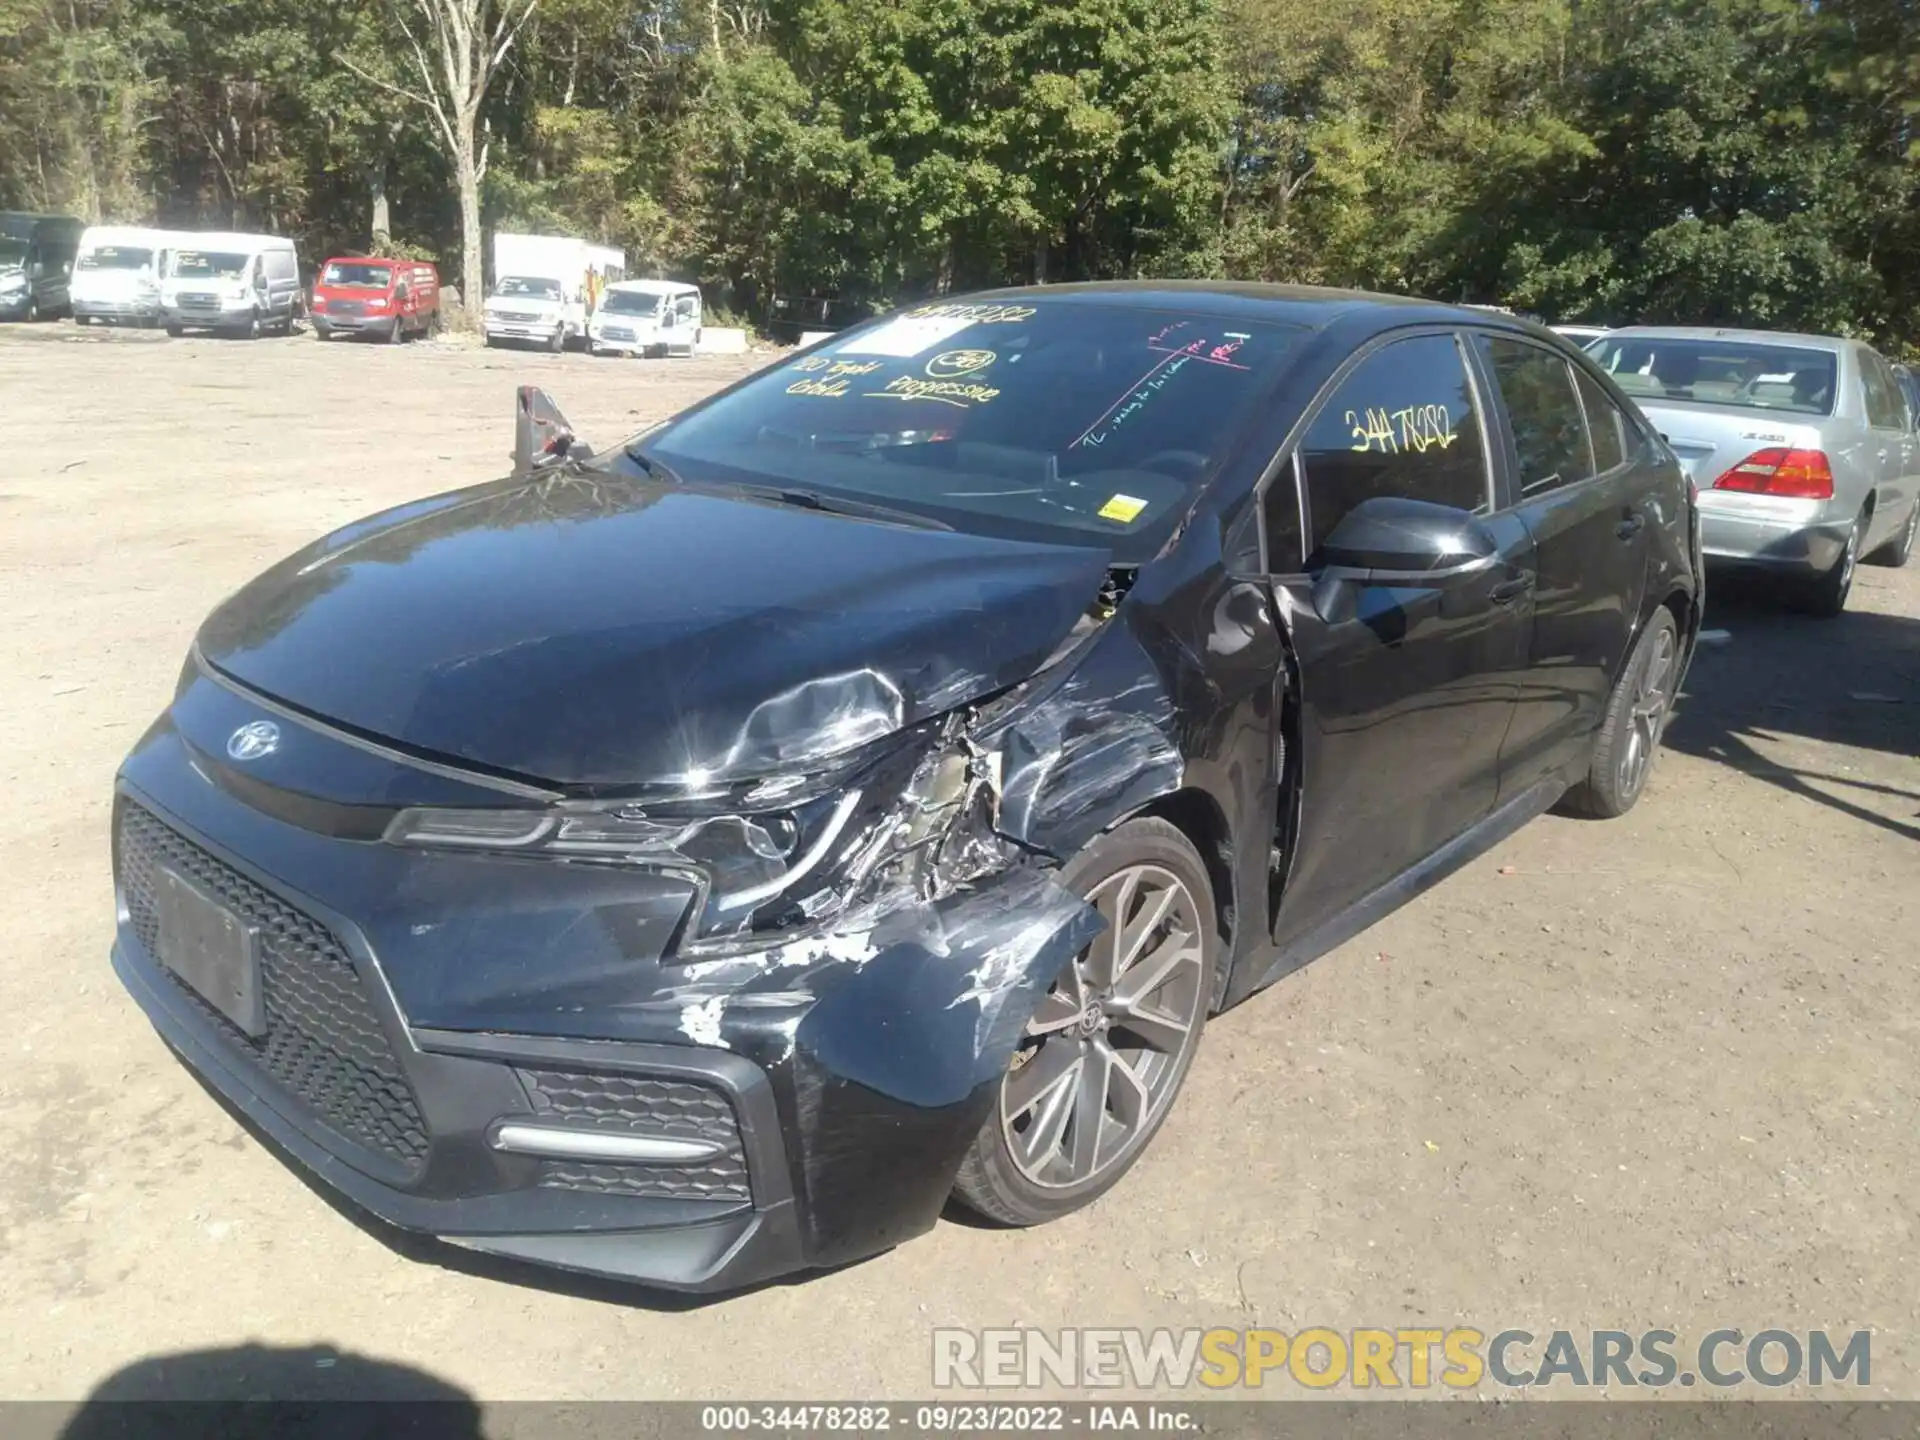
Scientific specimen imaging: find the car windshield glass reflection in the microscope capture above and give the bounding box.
[602,292,661,316]
[174,251,249,280]
[324,262,393,287]
[644,300,1301,555]
[497,276,562,301]
[79,246,153,271]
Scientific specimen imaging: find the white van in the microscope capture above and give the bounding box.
[70,225,186,326]
[587,279,703,358]
[484,233,625,351]
[160,233,301,339]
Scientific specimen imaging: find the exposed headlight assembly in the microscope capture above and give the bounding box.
[0,273,25,294]
[385,724,1007,952]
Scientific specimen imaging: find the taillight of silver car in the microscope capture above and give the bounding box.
[1710,447,1835,500]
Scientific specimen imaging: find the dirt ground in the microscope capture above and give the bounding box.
[0,322,1915,1405]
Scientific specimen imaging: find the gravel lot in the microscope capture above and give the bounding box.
[1,323,1915,1406]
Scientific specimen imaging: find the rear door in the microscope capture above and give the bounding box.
[1858,346,1918,551]
[1265,329,1536,941]
[1473,333,1649,796]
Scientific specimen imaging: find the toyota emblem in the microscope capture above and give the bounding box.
[226,720,281,762]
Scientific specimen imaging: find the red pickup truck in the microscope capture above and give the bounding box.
[310,257,440,342]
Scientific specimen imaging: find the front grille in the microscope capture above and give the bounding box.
[602,327,634,341]
[494,310,539,325]
[328,300,366,316]
[516,1067,751,1204]
[117,803,431,1177]
[177,292,219,309]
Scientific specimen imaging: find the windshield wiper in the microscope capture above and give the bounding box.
[745,485,953,531]
[624,446,689,485]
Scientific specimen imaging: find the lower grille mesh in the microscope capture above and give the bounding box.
[516,1067,751,1204]
[117,803,431,1176]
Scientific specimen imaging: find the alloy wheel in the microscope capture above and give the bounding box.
[999,863,1206,1190]
[1618,623,1676,799]
[1837,522,1860,598]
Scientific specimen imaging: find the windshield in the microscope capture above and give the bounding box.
[0,238,25,270]
[641,299,1301,555]
[1589,336,1838,416]
[173,250,250,280]
[495,276,562,301]
[601,290,661,316]
[78,246,152,271]
[322,261,392,288]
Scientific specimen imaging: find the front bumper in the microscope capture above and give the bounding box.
[74,297,160,322]
[0,291,30,318]
[590,328,658,354]
[486,320,564,342]
[314,312,395,335]
[1698,495,1851,575]
[163,303,252,331]
[109,674,1097,1291]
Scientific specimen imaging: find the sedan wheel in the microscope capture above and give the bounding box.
[952,817,1214,1226]
[1616,622,1676,801]
[1560,607,1678,819]
[1801,515,1861,617]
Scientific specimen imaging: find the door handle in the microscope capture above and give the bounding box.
[1616,513,1645,540]
[1489,575,1534,605]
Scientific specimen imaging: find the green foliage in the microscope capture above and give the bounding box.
[3,0,1919,345]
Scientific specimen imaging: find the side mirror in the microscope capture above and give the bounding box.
[1318,495,1498,577]
[513,385,590,476]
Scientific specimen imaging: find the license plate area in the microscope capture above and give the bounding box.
[154,867,265,1037]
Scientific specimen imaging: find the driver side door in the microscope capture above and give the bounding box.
[1267,329,1537,945]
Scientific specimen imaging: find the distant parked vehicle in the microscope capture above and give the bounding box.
[587,279,702,358]
[310,257,440,343]
[70,225,185,327]
[1553,324,1610,347]
[1895,363,1920,434]
[1591,326,1920,613]
[483,233,624,351]
[0,212,84,322]
[160,233,302,339]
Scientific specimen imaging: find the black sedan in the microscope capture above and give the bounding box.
[110,283,1702,1291]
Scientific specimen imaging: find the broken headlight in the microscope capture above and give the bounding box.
[383,725,1007,948]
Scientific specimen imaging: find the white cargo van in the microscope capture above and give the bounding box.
[484,233,624,351]
[587,279,703,358]
[70,226,186,326]
[160,233,301,339]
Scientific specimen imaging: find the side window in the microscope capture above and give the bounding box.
[1481,337,1594,494]
[1296,333,1490,557]
[1574,369,1630,472]
[1860,351,1908,431]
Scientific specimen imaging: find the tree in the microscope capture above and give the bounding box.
[343,0,537,306]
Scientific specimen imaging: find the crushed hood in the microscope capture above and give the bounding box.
[196,469,1112,789]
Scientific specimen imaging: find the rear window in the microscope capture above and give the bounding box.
[1588,336,1837,417]
[645,299,1302,558]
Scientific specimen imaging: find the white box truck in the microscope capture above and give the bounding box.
[483,233,624,351]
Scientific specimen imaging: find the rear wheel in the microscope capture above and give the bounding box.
[1866,500,1919,568]
[951,818,1214,1226]
[1561,607,1679,819]
[1799,511,1862,617]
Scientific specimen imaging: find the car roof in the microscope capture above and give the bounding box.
[608,278,696,295]
[176,233,295,251]
[1598,324,1853,353]
[955,280,1539,335]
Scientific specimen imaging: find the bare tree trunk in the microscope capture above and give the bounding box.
[371,158,392,249]
[457,139,484,312]
[1033,239,1048,284]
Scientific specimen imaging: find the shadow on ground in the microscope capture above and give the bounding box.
[1665,571,1920,839]
[37,1344,480,1440]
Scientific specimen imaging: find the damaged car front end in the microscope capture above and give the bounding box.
[110,286,1357,1290]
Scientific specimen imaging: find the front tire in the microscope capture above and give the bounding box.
[1561,607,1679,819]
[951,817,1214,1227]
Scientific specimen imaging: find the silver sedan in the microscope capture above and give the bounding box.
[1589,326,1920,615]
